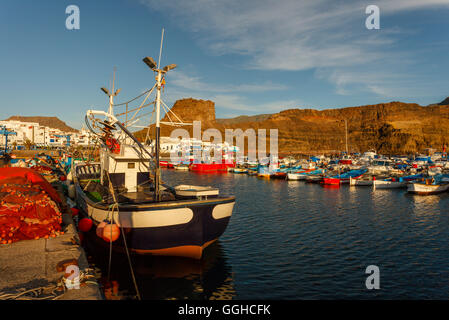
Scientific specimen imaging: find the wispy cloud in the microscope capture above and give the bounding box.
[140,0,449,98]
[170,71,288,93]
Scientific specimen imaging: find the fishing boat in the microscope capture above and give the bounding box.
[73,32,235,259]
[349,176,374,186]
[174,163,189,171]
[287,168,325,180]
[160,160,174,169]
[305,174,324,183]
[322,169,367,185]
[270,171,287,179]
[189,163,230,172]
[367,159,393,175]
[407,175,449,195]
[233,167,248,174]
[373,173,423,189]
[339,155,353,165]
[287,172,308,180]
[247,169,258,176]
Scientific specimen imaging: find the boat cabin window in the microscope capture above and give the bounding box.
[128,162,135,169]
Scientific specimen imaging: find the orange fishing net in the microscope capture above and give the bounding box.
[0,176,62,244]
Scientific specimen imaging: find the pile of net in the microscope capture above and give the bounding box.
[0,167,63,244]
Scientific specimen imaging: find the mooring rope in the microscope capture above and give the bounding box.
[0,269,96,300]
[104,171,141,300]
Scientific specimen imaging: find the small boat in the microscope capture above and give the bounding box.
[305,174,324,183]
[287,168,325,180]
[349,176,374,186]
[247,170,258,176]
[407,176,449,195]
[270,171,287,179]
[174,164,189,171]
[189,163,231,172]
[287,172,308,180]
[322,169,367,185]
[373,174,423,189]
[233,167,248,174]
[373,179,407,189]
[160,160,174,169]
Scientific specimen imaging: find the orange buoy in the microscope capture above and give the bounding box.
[102,223,120,242]
[96,221,108,238]
[78,218,93,232]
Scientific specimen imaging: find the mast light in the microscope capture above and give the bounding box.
[143,56,157,70]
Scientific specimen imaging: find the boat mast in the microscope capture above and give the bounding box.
[101,67,121,118]
[154,30,164,202]
[142,28,177,202]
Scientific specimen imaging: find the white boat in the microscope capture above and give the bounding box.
[367,159,394,175]
[174,164,189,170]
[407,178,449,195]
[287,173,307,180]
[349,176,373,186]
[373,179,407,189]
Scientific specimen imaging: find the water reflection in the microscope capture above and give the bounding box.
[87,241,235,300]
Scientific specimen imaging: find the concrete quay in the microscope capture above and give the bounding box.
[0,211,103,300]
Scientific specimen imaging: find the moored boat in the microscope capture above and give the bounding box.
[75,39,235,259]
[174,163,190,171]
[233,167,248,174]
[407,176,449,195]
[322,169,367,185]
[270,171,287,179]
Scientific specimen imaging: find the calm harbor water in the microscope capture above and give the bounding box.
[87,170,449,299]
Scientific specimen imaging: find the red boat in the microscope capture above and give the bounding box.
[322,169,367,185]
[189,163,234,172]
[270,172,287,179]
[339,159,352,165]
[322,177,342,185]
[160,160,174,169]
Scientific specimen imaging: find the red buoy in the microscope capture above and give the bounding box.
[102,223,120,242]
[71,208,79,217]
[78,218,93,232]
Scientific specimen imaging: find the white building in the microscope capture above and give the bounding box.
[0,120,93,148]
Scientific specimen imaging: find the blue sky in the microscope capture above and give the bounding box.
[1,0,449,129]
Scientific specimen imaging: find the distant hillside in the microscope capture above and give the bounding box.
[4,116,78,132]
[136,98,449,155]
[216,114,272,125]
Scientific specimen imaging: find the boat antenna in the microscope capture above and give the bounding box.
[101,67,121,117]
[158,28,164,72]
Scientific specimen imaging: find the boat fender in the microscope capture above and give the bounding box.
[102,223,120,242]
[96,221,108,238]
[78,218,93,232]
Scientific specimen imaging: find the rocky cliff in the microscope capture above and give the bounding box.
[136,98,449,155]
